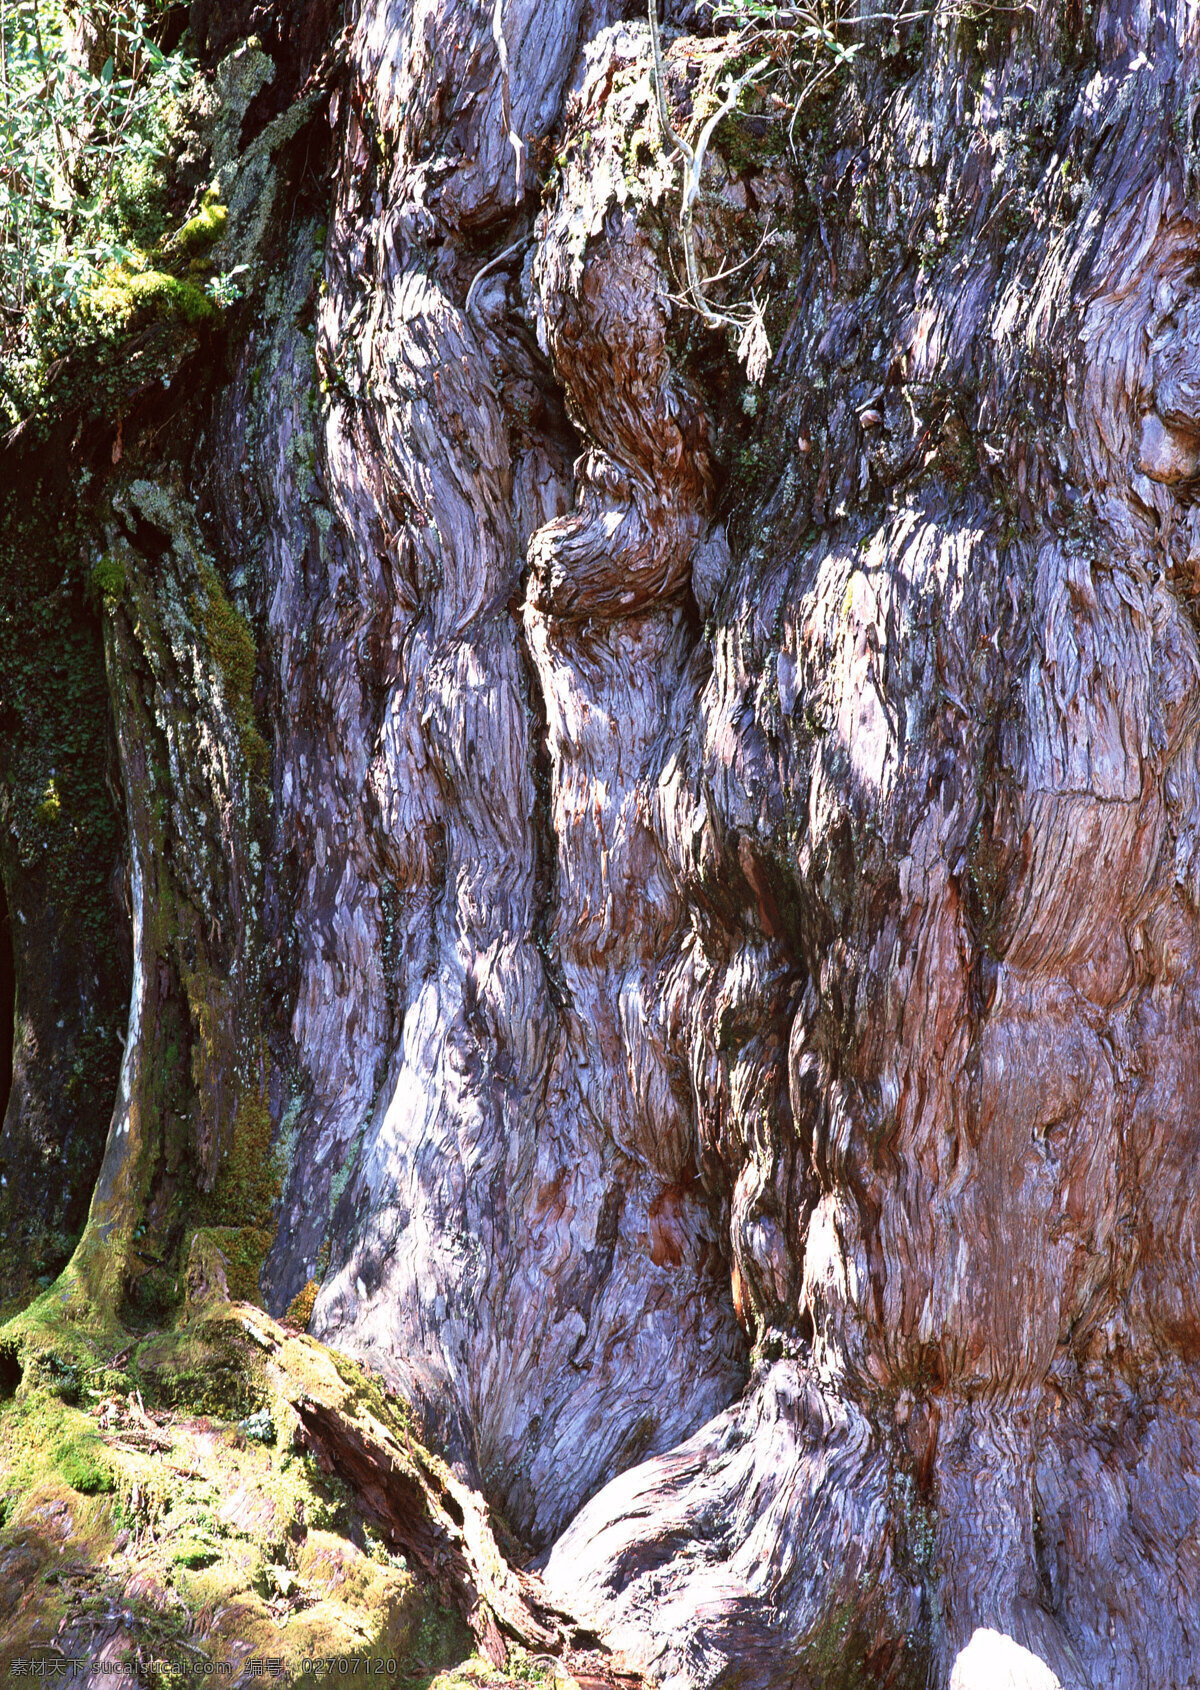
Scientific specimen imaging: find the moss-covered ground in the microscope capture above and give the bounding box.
[0,1282,565,1690]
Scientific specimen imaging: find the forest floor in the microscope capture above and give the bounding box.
[0,1262,573,1690]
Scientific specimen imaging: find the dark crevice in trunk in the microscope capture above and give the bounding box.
[515,608,572,1018]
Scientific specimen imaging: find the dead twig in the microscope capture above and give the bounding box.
[466,231,531,317]
[647,0,771,378]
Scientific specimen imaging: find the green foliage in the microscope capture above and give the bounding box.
[694,0,1014,169]
[0,2,195,312]
[0,3,217,428]
[708,0,864,70]
[697,0,866,131]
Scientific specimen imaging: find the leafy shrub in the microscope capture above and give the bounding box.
[0,2,195,313]
[90,554,127,604]
[0,2,200,425]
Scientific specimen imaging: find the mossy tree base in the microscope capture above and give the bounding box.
[0,1262,636,1690]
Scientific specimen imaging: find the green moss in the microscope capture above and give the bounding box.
[174,202,228,255]
[221,1228,271,1303]
[22,1349,82,1405]
[3,1278,129,1382]
[189,1225,274,1306]
[0,1296,496,1687]
[398,1606,477,1689]
[56,1435,115,1495]
[284,1280,319,1331]
[128,1266,183,1323]
[33,777,62,825]
[133,1321,268,1421]
[90,554,126,604]
[3,258,218,435]
[201,1084,278,1238]
[171,1535,221,1569]
[327,1352,416,1445]
[197,561,268,782]
[718,109,790,176]
[84,267,218,331]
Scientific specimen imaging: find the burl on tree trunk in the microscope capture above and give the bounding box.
[41,0,1200,1683]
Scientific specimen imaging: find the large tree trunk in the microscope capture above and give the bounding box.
[7,0,1200,1683]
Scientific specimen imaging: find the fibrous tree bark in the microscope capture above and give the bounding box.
[9,0,1200,1684]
